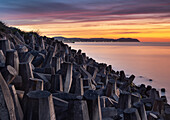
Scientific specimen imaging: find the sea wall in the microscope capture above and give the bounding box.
[0,25,170,120]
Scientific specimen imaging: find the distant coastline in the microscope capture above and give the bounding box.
[54,36,140,43]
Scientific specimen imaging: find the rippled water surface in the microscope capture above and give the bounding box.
[68,42,170,102]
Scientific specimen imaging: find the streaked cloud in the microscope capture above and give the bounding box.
[1,0,170,41]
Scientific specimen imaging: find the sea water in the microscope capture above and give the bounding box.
[68,42,170,102]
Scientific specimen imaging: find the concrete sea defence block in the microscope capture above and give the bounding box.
[24,90,56,120]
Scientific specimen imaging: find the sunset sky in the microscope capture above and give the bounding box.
[1,0,170,42]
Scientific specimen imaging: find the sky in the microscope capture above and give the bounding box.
[1,0,170,42]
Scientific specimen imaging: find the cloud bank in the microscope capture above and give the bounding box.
[1,0,170,25]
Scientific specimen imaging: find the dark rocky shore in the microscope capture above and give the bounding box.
[0,22,170,120]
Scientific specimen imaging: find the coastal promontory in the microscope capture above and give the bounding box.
[54,36,140,42]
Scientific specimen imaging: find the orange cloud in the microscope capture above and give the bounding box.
[2,0,170,42]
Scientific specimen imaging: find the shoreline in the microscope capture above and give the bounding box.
[0,24,170,119]
[68,41,170,101]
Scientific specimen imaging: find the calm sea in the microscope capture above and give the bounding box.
[68,42,170,102]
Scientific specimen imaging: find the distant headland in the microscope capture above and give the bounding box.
[54,36,140,43]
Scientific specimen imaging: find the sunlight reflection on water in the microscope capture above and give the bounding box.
[68,42,170,102]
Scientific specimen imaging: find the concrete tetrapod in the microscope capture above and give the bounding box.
[24,90,56,120]
[84,90,102,120]
[123,108,141,120]
[0,73,16,120]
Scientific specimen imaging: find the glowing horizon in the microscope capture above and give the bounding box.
[1,0,170,42]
